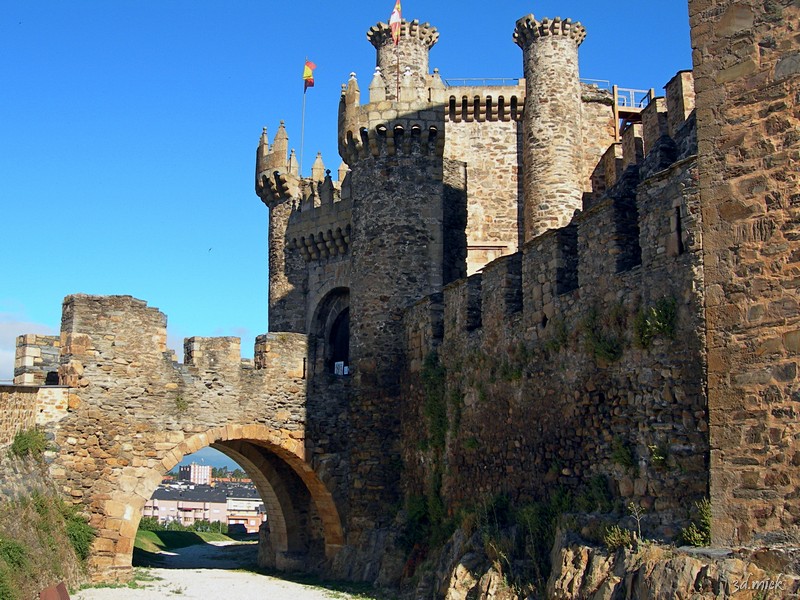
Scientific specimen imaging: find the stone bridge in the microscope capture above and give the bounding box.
[10,294,346,581]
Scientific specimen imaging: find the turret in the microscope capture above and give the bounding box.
[514,15,587,241]
[367,19,438,101]
[334,17,466,530]
[255,123,307,333]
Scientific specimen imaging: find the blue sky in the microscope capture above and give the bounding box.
[0,1,692,386]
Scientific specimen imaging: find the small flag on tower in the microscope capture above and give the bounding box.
[390,0,402,45]
[303,59,317,91]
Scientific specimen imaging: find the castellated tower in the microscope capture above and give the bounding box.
[514,15,587,241]
[339,19,466,525]
[367,20,439,101]
[255,121,308,333]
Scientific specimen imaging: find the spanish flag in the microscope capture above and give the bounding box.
[390,0,402,45]
[303,60,316,91]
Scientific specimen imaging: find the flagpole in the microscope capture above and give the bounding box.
[300,88,307,177]
[300,56,309,177]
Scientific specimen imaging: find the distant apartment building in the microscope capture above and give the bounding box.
[178,462,211,485]
[142,485,227,527]
[142,483,266,533]
[226,486,266,534]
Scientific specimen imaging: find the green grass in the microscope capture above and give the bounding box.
[0,489,91,599]
[134,530,236,553]
[80,567,163,591]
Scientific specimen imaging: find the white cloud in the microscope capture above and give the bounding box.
[0,314,56,383]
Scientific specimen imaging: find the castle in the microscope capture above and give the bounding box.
[5,1,800,589]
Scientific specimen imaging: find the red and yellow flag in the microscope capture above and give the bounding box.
[303,60,317,91]
[389,0,402,45]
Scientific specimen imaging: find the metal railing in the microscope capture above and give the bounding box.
[581,78,612,89]
[615,86,654,109]
[445,77,521,87]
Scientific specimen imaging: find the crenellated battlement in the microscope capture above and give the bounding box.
[256,121,346,212]
[513,15,587,47]
[337,72,446,166]
[367,19,439,50]
[445,85,524,122]
[408,67,699,359]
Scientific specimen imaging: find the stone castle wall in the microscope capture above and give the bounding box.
[0,386,40,446]
[689,0,800,544]
[0,385,69,447]
[401,73,707,536]
[5,3,796,585]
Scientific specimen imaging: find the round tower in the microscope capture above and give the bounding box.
[367,19,439,101]
[514,15,587,241]
[334,17,458,530]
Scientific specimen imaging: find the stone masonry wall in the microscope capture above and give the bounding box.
[0,385,69,447]
[0,386,39,446]
[41,294,346,579]
[14,334,60,385]
[401,93,705,538]
[689,0,800,544]
[444,85,523,275]
[267,195,308,333]
[580,85,617,195]
[347,150,447,539]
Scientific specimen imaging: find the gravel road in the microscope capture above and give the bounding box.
[72,541,368,600]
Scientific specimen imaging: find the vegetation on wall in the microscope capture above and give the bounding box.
[678,498,711,547]
[421,351,448,450]
[634,297,678,348]
[582,306,624,362]
[611,436,636,469]
[603,524,635,551]
[174,395,189,413]
[9,428,50,461]
[542,319,569,354]
[0,489,93,599]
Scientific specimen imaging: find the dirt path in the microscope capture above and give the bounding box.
[72,542,367,600]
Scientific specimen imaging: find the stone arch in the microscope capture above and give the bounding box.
[93,424,343,578]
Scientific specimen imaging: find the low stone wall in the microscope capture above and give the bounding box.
[0,386,38,446]
[0,385,68,447]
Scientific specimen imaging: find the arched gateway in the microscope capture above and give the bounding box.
[91,425,343,576]
[28,295,346,582]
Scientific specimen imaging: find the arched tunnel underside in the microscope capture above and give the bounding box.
[212,438,338,571]
[94,425,344,577]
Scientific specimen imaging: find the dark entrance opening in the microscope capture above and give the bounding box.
[328,308,349,374]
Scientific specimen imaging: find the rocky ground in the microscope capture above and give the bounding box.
[72,541,378,600]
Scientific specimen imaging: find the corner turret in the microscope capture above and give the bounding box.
[255,121,302,206]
